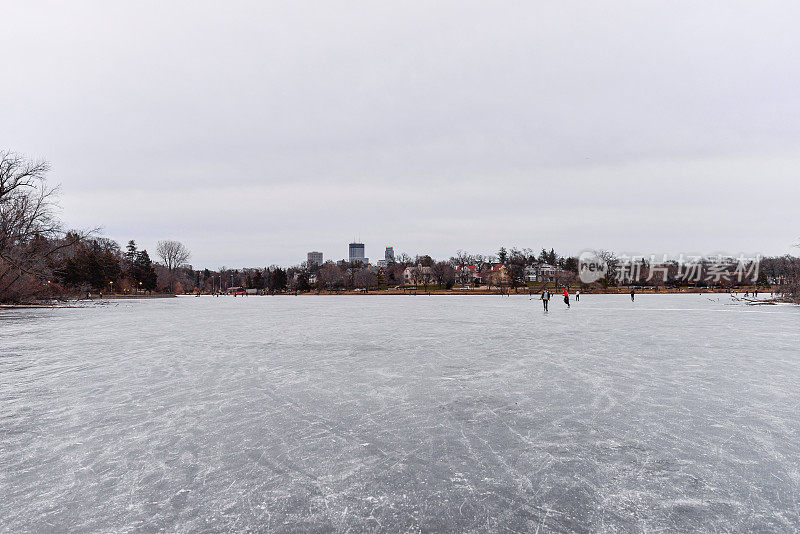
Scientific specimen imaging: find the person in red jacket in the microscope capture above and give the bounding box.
[563,288,570,308]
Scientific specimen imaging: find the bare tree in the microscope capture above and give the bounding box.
[353,269,377,292]
[409,265,422,286]
[410,265,433,290]
[317,263,344,292]
[386,263,405,286]
[473,254,491,273]
[450,249,475,269]
[506,248,528,292]
[432,261,455,288]
[395,252,412,267]
[595,250,618,287]
[156,240,191,293]
[0,151,88,302]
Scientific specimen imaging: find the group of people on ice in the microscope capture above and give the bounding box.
[540,288,635,310]
[539,288,577,310]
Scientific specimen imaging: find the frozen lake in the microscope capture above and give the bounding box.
[1,294,799,532]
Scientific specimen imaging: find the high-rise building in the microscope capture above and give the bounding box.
[385,246,395,264]
[348,242,368,264]
[307,251,323,266]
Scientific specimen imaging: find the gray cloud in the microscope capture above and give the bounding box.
[3,1,799,267]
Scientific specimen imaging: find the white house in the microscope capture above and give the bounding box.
[525,263,559,283]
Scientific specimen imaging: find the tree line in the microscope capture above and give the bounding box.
[1,150,798,302]
[0,150,192,302]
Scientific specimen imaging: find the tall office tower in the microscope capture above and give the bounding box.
[349,242,367,264]
[307,251,323,266]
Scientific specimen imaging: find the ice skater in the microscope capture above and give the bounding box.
[576,290,580,301]
[630,289,635,302]
[541,288,550,311]
[563,288,570,308]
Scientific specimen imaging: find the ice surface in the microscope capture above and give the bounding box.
[1,294,799,532]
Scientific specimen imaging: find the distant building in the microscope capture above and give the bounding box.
[480,265,510,286]
[349,242,368,264]
[307,251,323,267]
[525,263,560,283]
[385,246,395,264]
[455,265,477,284]
[376,259,387,268]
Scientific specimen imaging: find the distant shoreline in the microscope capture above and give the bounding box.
[196,287,773,297]
[2,288,784,308]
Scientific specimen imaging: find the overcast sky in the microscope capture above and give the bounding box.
[3,1,799,268]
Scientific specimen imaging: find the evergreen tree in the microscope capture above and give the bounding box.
[125,240,137,262]
[294,273,310,292]
[498,247,508,265]
[538,248,549,263]
[133,250,158,291]
[56,240,121,292]
[563,256,579,273]
[252,270,264,289]
[270,268,287,291]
